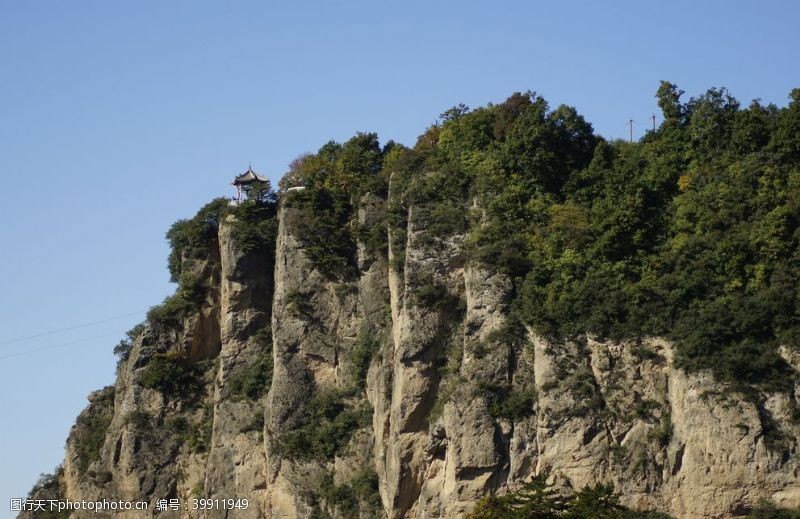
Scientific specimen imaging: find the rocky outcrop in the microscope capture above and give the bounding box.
[203,215,273,517]
[25,190,800,519]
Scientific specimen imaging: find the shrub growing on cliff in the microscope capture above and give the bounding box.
[112,322,145,369]
[228,327,273,400]
[746,500,800,518]
[276,389,372,460]
[124,410,152,432]
[348,331,380,390]
[285,187,358,279]
[413,279,466,315]
[229,199,278,254]
[483,385,537,421]
[164,406,214,453]
[278,134,393,278]
[647,411,672,447]
[146,271,207,332]
[467,475,672,518]
[139,351,207,399]
[25,466,69,518]
[313,469,382,518]
[74,387,114,475]
[28,468,63,498]
[285,289,315,318]
[186,405,214,453]
[166,198,230,282]
[280,133,388,198]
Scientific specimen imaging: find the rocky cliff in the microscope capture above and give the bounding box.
[23,187,800,519]
[22,86,800,518]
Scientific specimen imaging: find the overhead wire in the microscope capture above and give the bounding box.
[0,310,145,347]
[0,332,121,361]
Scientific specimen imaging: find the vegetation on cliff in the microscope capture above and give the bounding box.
[29,84,797,516]
[467,475,800,518]
[282,84,800,401]
[73,387,115,476]
[467,474,671,518]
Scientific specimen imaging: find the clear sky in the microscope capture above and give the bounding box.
[1,0,798,513]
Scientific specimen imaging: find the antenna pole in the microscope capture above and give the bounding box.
[628,119,634,143]
[651,114,656,131]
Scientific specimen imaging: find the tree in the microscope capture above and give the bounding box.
[656,81,685,125]
[770,88,800,162]
[565,484,626,518]
[467,477,671,518]
[439,103,470,123]
[686,87,740,156]
[244,179,275,203]
[336,132,385,194]
[467,475,566,518]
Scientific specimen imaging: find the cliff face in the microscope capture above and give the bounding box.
[25,191,800,519]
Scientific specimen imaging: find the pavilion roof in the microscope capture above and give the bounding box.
[232,167,268,185]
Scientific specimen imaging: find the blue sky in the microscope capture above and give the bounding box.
[1,0,798,512]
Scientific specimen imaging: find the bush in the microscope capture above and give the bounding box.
[286,289,315,318]
[746,499,800,518]
[285,187,358,279]
[228,327,273,400]
[647,411,672,447]
[112,323,145,368]
[25,466,69,518]
[413,280,465,315]
[186,405,214,454]
[166,198,230,282]
[165,415,189,435]
[416,200,469,237]
[139,351,207,399]
[146,271,208,332]
[315,469,382,518]
[276,389,372,461]
[74,387,115,474]
[125,411,152,432]
[348,331,380,390]
[491,388,537,421]
[240,411,264,434]
[477,382,536,421]
[28,468,62,497]
[353,216,388,256]
[229,200,278,254]
[279,133,388,198]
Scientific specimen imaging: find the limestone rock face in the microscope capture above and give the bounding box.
[25,193,800,519]
[203,216,273,518]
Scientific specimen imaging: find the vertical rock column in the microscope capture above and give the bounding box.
[382,204,468,518]
[265,199,358,517]
[435,267,513,517]
[204,215,273,517]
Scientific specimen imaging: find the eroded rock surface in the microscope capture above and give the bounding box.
[24,192,800,519]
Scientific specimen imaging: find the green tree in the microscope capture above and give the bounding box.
[656,81,685,125]
[467,475,566,519]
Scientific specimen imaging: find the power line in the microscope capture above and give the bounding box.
[0,332,120,361]
[0,311,145,347]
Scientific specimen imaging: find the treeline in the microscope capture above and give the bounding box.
[280,83,800,398]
